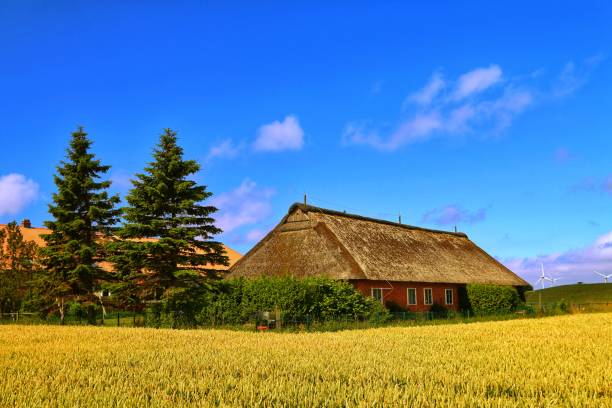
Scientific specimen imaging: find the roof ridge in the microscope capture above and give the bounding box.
[0,224,48,230]
[289,203,468,238]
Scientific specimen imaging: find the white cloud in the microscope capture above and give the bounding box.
[408,73,445,106]
[552,62,586,98]
[245,228,267,242]
[343,63,540,151]
[253,115,304,152]
[211,179,275,233]
[205,139,244,162]
[452,64,502,100]
[343,113,442,151]
[551,55,606,99]
[446,104,476,133]
[481,88,533,130]
[503,231,612,285]
[386,113,442,149]
[0,173,39,216]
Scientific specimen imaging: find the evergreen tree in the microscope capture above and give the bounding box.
[40,127,120,324]
[111,129,228,317]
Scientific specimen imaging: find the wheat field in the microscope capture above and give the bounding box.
[1,314,611,407]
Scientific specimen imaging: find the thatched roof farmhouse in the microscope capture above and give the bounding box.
[229,203,529,311]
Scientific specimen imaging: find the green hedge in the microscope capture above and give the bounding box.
[196,276,386,325]
[465,284,521,315]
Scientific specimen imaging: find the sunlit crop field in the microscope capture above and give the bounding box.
[1,314,611,407]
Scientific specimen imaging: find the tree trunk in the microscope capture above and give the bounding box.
[87,304,96,325]
[57,298,65,325]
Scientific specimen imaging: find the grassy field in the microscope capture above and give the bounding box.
[1,314,611,407]
[525,283,612,305]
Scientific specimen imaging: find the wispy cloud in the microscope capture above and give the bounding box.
[204,115,304,162]
[205,139,244,162]
[343,113,442,151]
[344,64,532,151]
[552,62,586,98]
[503,231,612,285]
[344,56,602,151]
[550,54,606,99]
[245,228,268,242]
[211,179,275,234]
[222,225,274,246]
[571,175,612,194]
[421,205,487,226]
[371,80,384,94]
[254,115,304,152]
[452,65,502,100]
[0,173,39,216]
[408,72,445,106]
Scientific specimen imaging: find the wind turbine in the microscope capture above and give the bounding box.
[535,263,549,289]
[594,271,612,283]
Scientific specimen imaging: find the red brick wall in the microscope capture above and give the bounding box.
[351,280,462,312]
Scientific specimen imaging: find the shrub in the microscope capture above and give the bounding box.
[385,300,407,313]
[197,276,382,325]
[465,284,520,315]
[429,302,449,318]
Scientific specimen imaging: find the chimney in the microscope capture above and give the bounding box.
[398,214,402,224]
[21,219,32,228]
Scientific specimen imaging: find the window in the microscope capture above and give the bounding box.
[424,288,433,305]
[407,288,417,305]
[371,288,384,304]
[445,289,453,305]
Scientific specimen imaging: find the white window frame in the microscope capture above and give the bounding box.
[445,288,453,305]
[424,288,433,305]
[407,288,417,305]
[371,288,384,304]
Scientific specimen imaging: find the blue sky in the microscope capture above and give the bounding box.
[1,1,611,284]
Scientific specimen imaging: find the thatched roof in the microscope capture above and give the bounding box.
[0,223,241,271]
[229,203,529,286]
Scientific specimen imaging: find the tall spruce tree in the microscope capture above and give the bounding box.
[41,127,120,324]
[112,129,228,314]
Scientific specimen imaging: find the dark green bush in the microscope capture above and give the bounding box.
[429,302,449,318]
[197,276,383,325]
[67,301,85,320]
[385,300,407,313]
[465,284,521,315]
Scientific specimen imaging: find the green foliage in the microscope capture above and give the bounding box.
[39,127,120,323]
[465,284,521,315]
[525,283,612,304]
[197,276,383,325]
[384,300,407,313]
[429,302,449,317]
[0,222,40,314]
[110,129,228,314]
